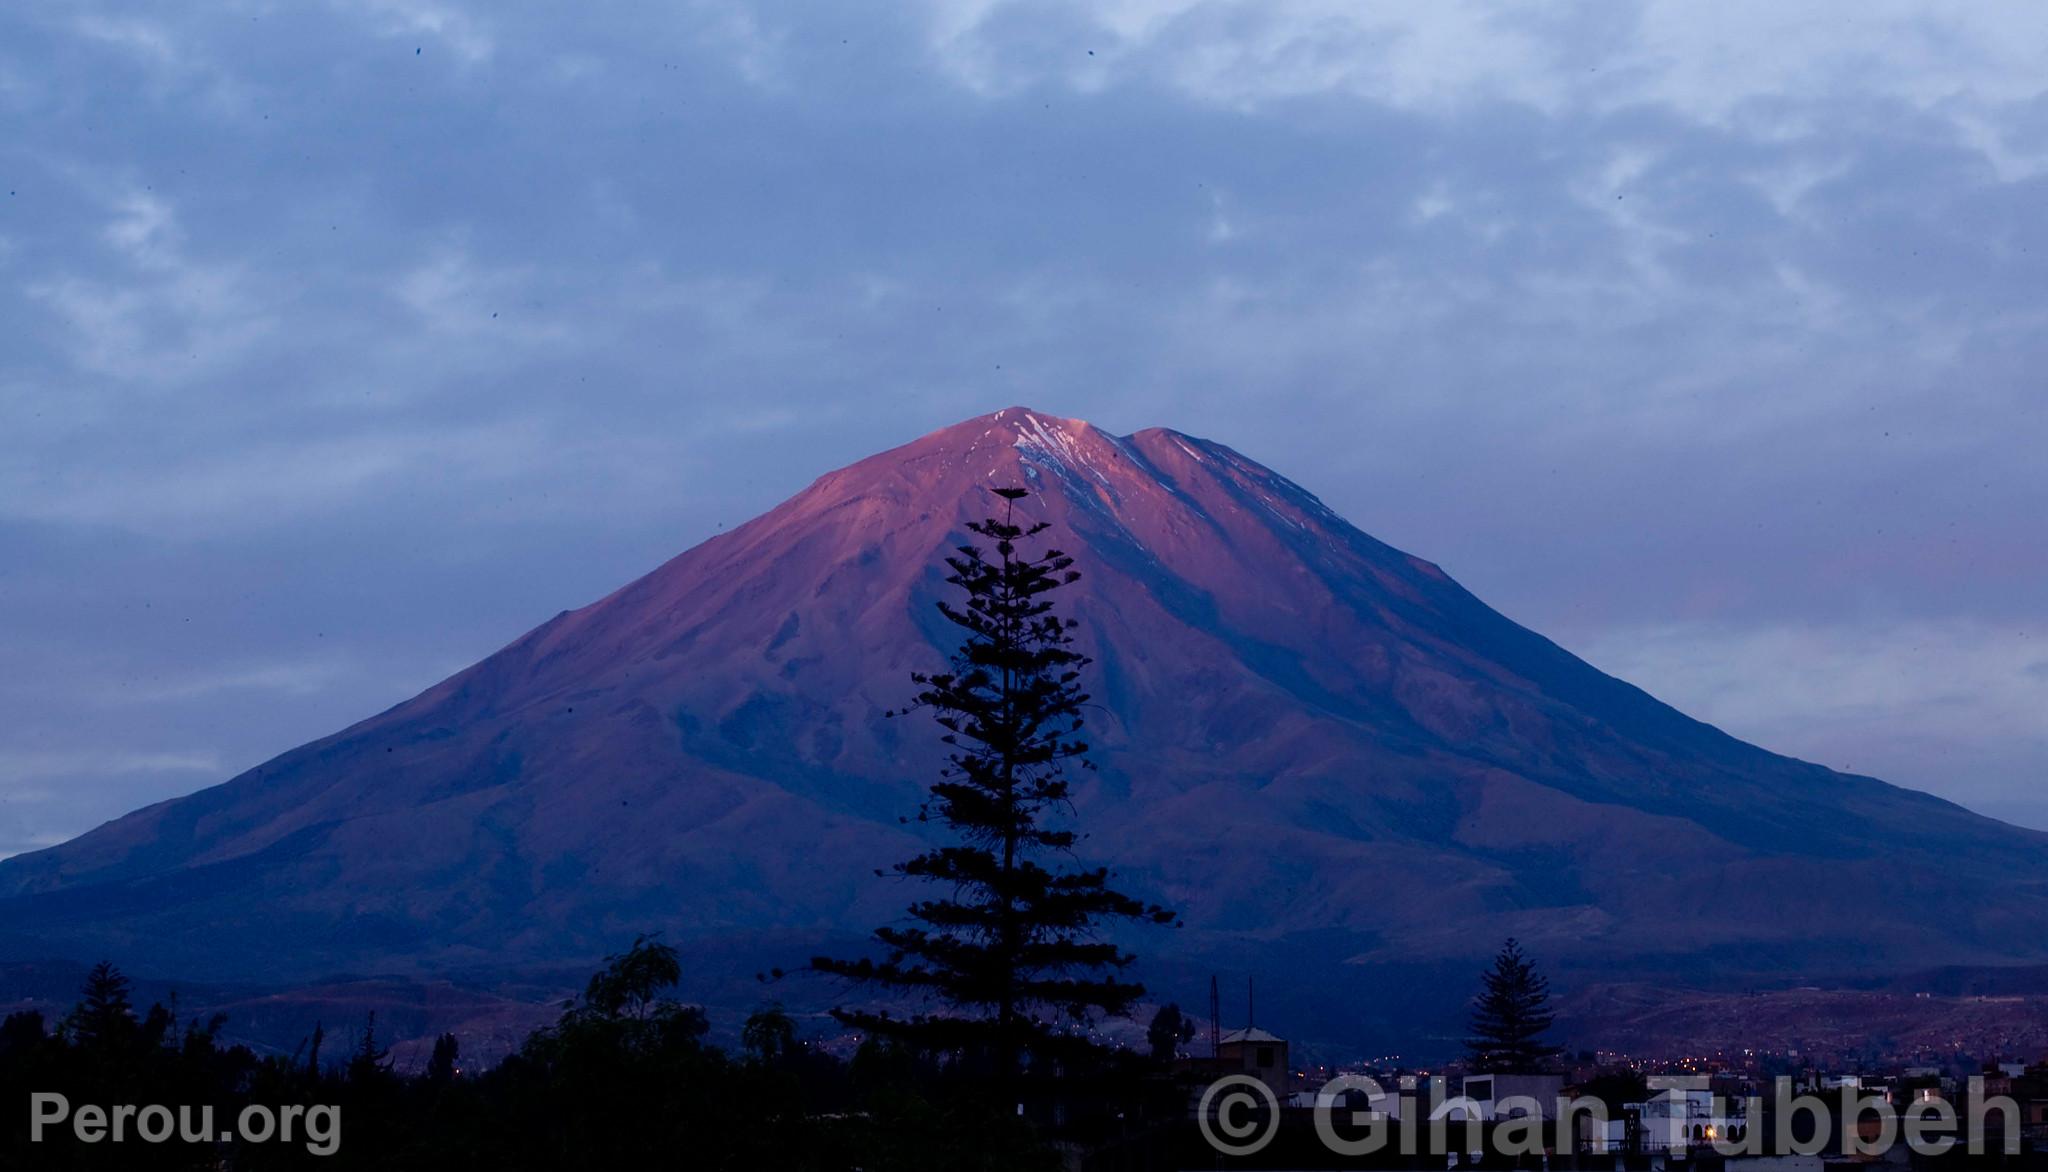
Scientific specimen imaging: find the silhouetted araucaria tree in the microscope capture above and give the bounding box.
[1465,937,1558,1072]
[812,486,1176,1089]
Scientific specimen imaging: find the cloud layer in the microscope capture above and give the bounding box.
[2,1,2044,854]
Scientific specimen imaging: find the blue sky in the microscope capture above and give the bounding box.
[2,1,2045,857]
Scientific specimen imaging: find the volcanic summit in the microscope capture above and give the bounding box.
[5,407,2046,1040]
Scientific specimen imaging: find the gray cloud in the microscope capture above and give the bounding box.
[2,1,2044,855]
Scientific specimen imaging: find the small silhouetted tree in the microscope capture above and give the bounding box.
[425,1032,460,1084]
[0,1010,46,1062]
[813,487,1176,1090]
[64,961,135,1051]
[553,934,708,1060]
[581,933,683,1022]
[1465,938,1558,1072]
[743,1004,797,1065]
[1147,1003,1194,1061]
[349,1010,395,1085]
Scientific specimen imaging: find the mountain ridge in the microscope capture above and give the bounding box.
[4,407,2044,1041]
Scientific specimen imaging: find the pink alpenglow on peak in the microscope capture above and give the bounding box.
[3,407,2045,1045]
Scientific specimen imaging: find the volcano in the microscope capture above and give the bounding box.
[5,407,2046,1043]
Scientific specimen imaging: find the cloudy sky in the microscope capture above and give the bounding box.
[3,1,2044,857]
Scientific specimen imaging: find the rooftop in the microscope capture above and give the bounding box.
[1219,1027,1286,1044]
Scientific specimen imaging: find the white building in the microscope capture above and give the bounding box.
[1452,1073,1568,1121]
[1627,1087,1751,1153]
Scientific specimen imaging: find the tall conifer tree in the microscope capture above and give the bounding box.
[813,487,1175,1085]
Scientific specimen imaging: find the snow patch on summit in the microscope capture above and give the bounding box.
[1011,413,1114,488]
[1001,412,1167,551]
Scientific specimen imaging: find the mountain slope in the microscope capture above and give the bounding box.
[5,407,2045,1031]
